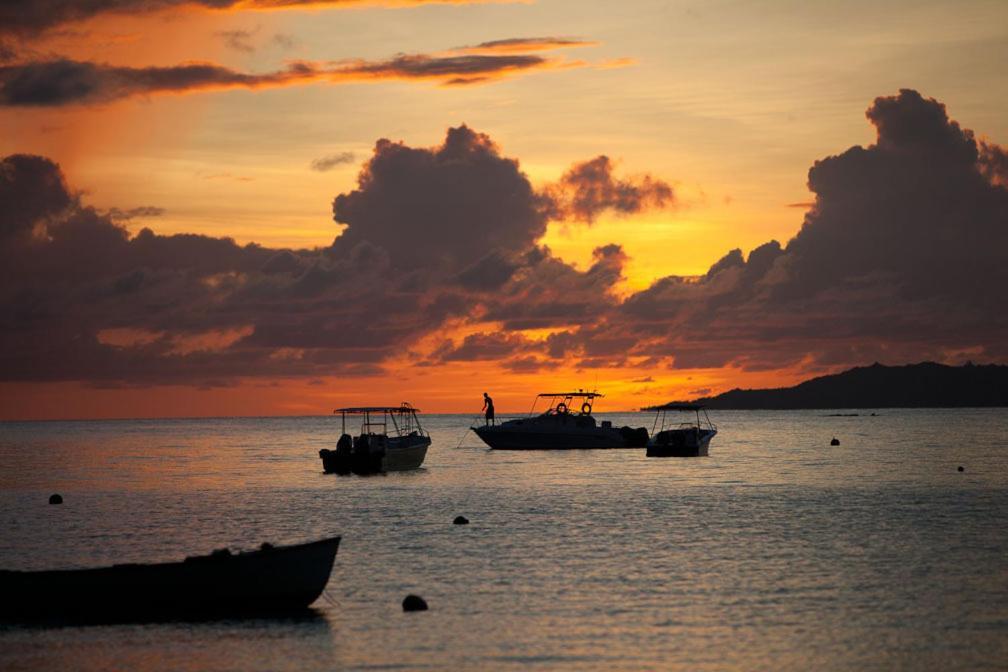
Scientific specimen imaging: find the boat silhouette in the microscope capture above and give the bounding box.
[0,536,340,622]
[472,391,649,449]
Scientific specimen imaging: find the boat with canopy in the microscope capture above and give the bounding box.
[643,403,717,457]
[471,391,649,450]
[320,403,430,474]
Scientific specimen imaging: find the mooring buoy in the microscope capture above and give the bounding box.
[830,437,840,446]
[402,594,428,612]
[49,493,63,505]
[453,515,469,525]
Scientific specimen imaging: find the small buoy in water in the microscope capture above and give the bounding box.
[453,515,469,525]
[49,493,63,505]
[958,466,964,472]
[830,437,840,446]
[402,594,428,612]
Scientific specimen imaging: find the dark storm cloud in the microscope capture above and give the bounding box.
[3,90,1006,388]
[331,125,549,273]
[309,152,356,172]
[0,58,319,106]
[0,154,74,239]
[543,155,674,222]
[0,52,561,107]
[594,89,1008,369]
[0,0,496,37]
[431,332,534,362]
[0,126,616,386]
[980,141,1008,187]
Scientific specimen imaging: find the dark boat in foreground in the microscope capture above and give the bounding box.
[472,391,649,450]
[320,403,430,475]
[644,403,718,457]
[0,536,340,622]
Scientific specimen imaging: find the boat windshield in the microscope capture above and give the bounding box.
[643,403,716,434]
[530,391,604,417]
[333,403,427,437]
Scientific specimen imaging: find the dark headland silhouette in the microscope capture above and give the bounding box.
[684,362,1008,409]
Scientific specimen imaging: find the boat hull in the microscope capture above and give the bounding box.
[472,424,647,450]
[382,437,429,471]
[320,435,430,474]
[0,536,340,622]
[646,429,717,457]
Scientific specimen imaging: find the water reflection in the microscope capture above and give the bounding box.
[1,411,1007,670]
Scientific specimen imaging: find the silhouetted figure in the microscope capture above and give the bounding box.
[482,392,495,426]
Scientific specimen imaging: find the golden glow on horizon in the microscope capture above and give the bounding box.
[2,0,1007,420]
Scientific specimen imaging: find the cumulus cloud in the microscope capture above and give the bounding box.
[580,89,1008,370]
[331,125,548,273]
[543,155,674,222]
[0,51,568,106]
[0,125,618,386]
[2,90,1006,389]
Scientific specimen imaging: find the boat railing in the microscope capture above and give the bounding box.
[335,404,428,438]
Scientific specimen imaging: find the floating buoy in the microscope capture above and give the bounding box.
[48,493,63,505]
[830,437,840,446]
[453,515,469,525]
[402,594,428,612]
[958,466,964,472]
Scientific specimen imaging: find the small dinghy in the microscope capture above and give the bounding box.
[0,536,340,622]
[320,403,430,475]
[644,403,718,457]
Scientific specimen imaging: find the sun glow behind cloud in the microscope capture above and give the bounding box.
[2,1,1008,420]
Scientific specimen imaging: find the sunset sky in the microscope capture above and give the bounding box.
[2,0,1007,419]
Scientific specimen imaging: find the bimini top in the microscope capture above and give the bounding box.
[643,402,704,411]
[537,391,604,399]
[333,403,421,414]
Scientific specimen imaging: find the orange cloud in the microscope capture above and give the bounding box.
[454,37,597,54]
[0,0,513,37]
[0,52,578,107]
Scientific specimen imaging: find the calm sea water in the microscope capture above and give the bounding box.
[1,410,1006,671]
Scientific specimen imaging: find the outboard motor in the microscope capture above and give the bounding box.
[320,433,355,474]
[334,433,353,475]
[351,434,373,475]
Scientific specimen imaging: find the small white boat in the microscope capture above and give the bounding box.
[472,391,649,450]
[320,404,430,475]
[644,403,717,457]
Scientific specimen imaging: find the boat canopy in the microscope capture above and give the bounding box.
[332,403,426,437]
[529,390,604,416]
[334,404,422,414]
[646,403,716,434]
[536,391,604,399]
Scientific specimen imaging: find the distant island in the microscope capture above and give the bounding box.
[683,362,1008,409]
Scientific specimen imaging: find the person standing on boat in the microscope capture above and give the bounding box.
[482,392,495,426]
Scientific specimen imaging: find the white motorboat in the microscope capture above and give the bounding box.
[471,391,649,450]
